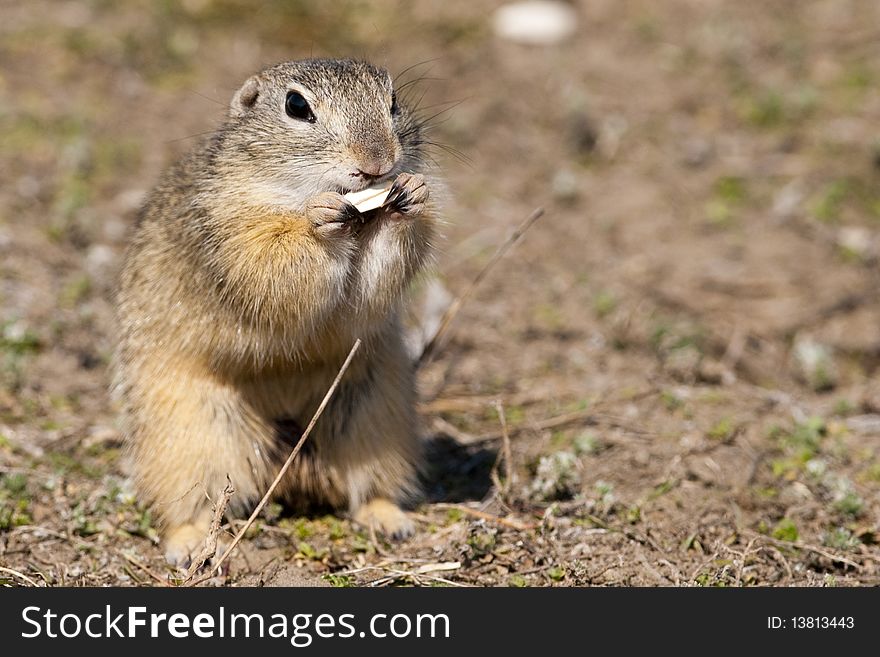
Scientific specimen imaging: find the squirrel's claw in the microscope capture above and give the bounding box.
[384,172,429,217]
[306,192,362,234]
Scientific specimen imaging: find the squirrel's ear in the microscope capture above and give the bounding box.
[230,76,261,118]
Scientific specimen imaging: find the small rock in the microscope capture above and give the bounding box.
[551,168,580,203]
[772,180,805,220]
[85,244,118,282]
[114,188,147,213]
[680,137,713,168]
[845,414,880,435]
[492,1,578,46]
[837,225,874,261]
[698,359,736,385]
[792,335,838,391]
[779,481,813,505]
[16,175,41,199]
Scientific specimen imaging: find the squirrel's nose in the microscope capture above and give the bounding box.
[355,156,394,178]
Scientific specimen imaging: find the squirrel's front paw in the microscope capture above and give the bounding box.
[383,173,429,217]
[306,192,361,236]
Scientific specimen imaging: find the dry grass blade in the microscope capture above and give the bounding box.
[116,550,169,586]
[434,503,536,531]
[418,207,545,367]
[431,416,478,443]
[490,400,513,498]
[0,565,40,587]
[414,561,461,574]
[186,338,363,586]
[743,530,862,570]
[181,478,235,583]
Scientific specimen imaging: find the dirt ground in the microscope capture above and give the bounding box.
[1,0,880,587]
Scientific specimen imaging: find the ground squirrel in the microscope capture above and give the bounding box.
[114,59,439,566]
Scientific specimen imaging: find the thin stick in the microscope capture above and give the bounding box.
[491,401,513,497]
[181,478,235,583]
[116,550,168,586]
[418,207,545,366]
[434,503,536,531]
[0,565,39,587]
[375,567,470,588]
[440,408,653,445]
[431,416,479,443]
[743,530,861,570]
[186,338,362,586]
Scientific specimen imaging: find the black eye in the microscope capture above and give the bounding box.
[391,92,399,116]
[285,91,315,122]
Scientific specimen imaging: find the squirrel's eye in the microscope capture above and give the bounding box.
[285,91,315,123]
[390,92,399,116]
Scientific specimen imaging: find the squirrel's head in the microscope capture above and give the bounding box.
[215,59,425,208]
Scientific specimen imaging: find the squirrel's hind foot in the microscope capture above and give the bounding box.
[352,498,414,541]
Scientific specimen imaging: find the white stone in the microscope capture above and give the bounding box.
[492,1,578,46]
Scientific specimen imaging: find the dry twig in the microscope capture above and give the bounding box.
[186,338,362,586]
[743,530,861,570]
[433,503,536,531]
[418,207,544,366]
[116,550,168,586]
[490,400,513,498]
[181,478,235,583]
[0,565,39,587]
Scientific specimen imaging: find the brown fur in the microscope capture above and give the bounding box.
[113,59,439,565]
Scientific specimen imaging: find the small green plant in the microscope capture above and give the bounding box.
[823,527,860,551]
[72,503,99,536]
[573,433,600,455]
[322,573,353,587]
[661,390,684,411]
[547,566,565,582]
[279,517,313,540]
[708,417,735,441]
[715,176,747,204]
[328,519,346,541]
[509,574,527,587]
[60,275,92,308]
[812,180,848,223]
[1,321,40,356]
[467,530,496,556]
[649,480,676,500]
[593,291,617,318]
[445,508,463,523]
[0,499,31,530]
[864,462,880,483]
[772,518,799,542]
[681,533,703,552]
[833,398,856,416]
[745,91,785,128]
[777,417,826,466]
[833,490,863,517]
[297,542,327,561]
[1,473,27,495]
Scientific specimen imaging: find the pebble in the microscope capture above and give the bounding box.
[492,1,578,46]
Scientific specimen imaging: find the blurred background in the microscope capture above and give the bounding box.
[1,0,879,586]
